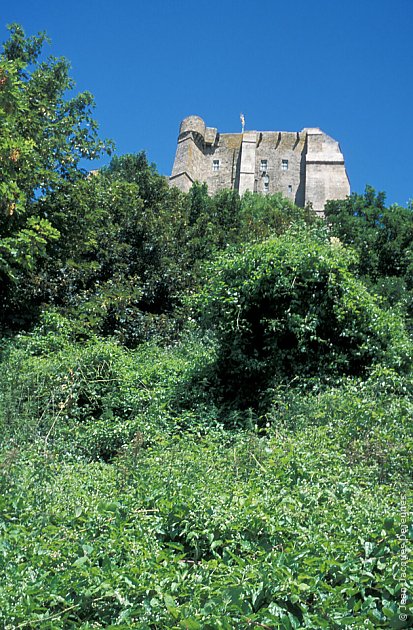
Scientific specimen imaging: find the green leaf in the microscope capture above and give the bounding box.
[180,619,201,629]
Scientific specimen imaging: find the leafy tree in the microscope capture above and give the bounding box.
[102,152,168,208]
[0,152,190,340]
[0,24,111,291]
[193,225,411,409]
[325,187,413,325]
[239,190,318,242]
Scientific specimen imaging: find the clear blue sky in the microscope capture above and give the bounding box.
[2,0,413,206]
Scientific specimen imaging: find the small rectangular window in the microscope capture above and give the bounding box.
[288,184,292,193]
[260,159,268,173]
[212,159,220,172]
[281,159,289,171]
[263,174,269,193]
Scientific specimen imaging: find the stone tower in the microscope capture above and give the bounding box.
[170,115,350,215]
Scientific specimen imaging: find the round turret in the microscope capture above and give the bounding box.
[179,115,206,140]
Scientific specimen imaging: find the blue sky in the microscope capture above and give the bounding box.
[2,0,412,206]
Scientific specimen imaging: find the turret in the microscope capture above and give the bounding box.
[179,115,206,141]
[170,115,206,192]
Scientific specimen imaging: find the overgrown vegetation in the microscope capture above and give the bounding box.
[191,225,411,410]
[0,25,412,628]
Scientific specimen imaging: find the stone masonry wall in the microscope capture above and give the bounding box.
[170,116,350,214]
[254,132,307,205]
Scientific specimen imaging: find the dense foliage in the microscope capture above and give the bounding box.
[0,24,111,285]
[192,225,411,409]
[0,421,409,628]
[325,187,413,328]
[0,153,313,336]
[0,26,412,629]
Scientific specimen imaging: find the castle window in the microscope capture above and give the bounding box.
[263,174,269,193]
[288,184,292,193]
[281,159,289,171]
[212,159,220,172]
[260,159,268,173]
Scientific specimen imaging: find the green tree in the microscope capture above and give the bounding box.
[0,153,189,339]
[103,152,168,208]
[325,187,413,326]
[0,24,111,285]
[239,190,318,242]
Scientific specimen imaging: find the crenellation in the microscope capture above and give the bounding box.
[170,116,350,214]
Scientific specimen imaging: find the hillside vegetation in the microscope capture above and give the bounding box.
[0,25,412,629]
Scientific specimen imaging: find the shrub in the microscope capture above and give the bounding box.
[0,313,215,459]
[192,225,412,409]
[0,428,409,628]
[266,367,413,482]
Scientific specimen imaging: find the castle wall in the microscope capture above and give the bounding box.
[304,128,350,215]
[254,132,307,204]
[239,132,257,195]
[170,135,204,191]
[202,134,242,195]
[170,116,350,214]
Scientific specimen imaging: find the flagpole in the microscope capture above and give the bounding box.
[240,113,245,134]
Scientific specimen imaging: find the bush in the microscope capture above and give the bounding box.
[0,427,410,628]
[325,187,413,328]
[267,367,413,482]
[192,225,412,409]
[0,312,215,459]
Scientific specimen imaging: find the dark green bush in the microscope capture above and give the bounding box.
[193,225,412,409]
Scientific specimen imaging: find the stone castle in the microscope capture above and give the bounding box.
[170,115,350,215]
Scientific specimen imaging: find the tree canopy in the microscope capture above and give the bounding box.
[325,186,413,328]
[0,24,111,284]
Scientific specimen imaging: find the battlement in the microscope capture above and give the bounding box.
[170,116,350,215]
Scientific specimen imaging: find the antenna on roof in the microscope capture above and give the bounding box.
[240,113,245,133]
